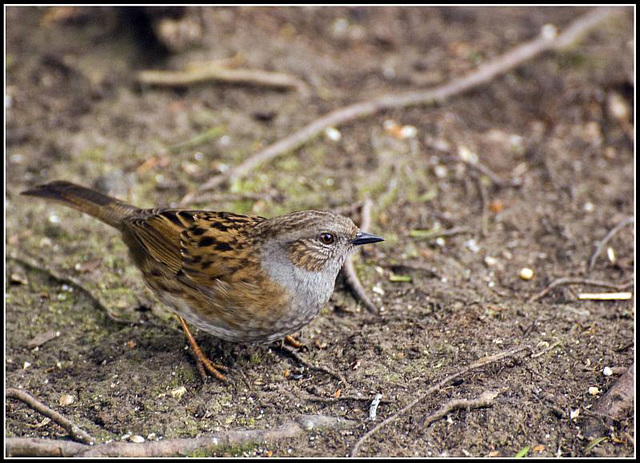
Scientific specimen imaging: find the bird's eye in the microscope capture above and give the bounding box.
[319,233,336,245]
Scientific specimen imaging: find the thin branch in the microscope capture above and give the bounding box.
[422,390,501,427]
[342,198,379,314]
[408,226,473,240]
[137,66,308,93]
[350,345,531,456]
[359,197,374,233]
[277,345,347,385]
[180,7,622,205]
[343,258,378,314]
[6,414,354,457]
[530,341,562,359]
[304,394,392,405]
[588,216,634,273]
[528,277,633,303]
[6,388,94,445]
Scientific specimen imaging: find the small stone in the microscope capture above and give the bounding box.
[484,256,498,266]
[519,268,534,280]
[606,247,616,265]
[602,366,613,376]
[399,125,417,139]
[541,24,557,40]
[170,386,187,399]
[458,145,478,164]
[324,127,342,142]
[130,435,145,443]
[59,394,75,406]
[372,284,385,296]
[588,387,600,396]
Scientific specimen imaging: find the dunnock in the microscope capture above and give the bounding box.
[22,181,383,381]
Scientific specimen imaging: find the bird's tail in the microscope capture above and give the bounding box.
[22,180,140,229]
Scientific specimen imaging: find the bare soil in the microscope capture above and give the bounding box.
[6,6,635,457]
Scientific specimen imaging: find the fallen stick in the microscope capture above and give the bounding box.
[422,390,501,427]
[6,388,94,445]
[6,414,354,457]
[277,345,347,386]
[350,345,530,456]
[528,277,633,303]
[137,66,308,93]
[180,7,623,205]
[343,197,379,314]
[577,292,632,301]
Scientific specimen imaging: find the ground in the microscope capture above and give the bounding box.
[5,6,635,457]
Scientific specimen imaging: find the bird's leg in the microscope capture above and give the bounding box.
[178,315,228,382]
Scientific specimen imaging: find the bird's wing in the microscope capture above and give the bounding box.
[178,211,265,286]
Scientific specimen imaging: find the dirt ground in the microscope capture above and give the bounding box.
[5,6,635,457]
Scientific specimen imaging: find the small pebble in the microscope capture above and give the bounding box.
[59,394,75,406]
[399,125,417,139]
[602,366,613,376]
[606,247,616,265]
[519,268,534,280]
[324,127,342,141]
[484,256,498,266]
[541,24,557,40]
[130,435,145,443]
[170,386,187,399]
[372,284,385,296]
[458,145,478,164]
[588,387,600,396]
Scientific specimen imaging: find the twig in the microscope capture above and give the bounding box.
[6,414,354,457]
[342,198,379,314]
[7,255,134,325]
[343,255,378,315]
[408,226,472,240]
[422,390,501,427]
[528,277,633,303]
[180,7,621,205]
[6,388,94,445]
[304,394,392,405]
[475,175,489,237]
[278,345,347,385]
[577,292,632,300]
[359,197,374,233]
[350,345,530,456]
[588,216,634,273]
[530,341,562,359]
[137,66,308,93]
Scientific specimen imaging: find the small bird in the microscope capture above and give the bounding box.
[22,181,384,381]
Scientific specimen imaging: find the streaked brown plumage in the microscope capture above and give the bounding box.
[22,181,384,381]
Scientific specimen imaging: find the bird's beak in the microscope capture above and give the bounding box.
[351,231,384,246]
